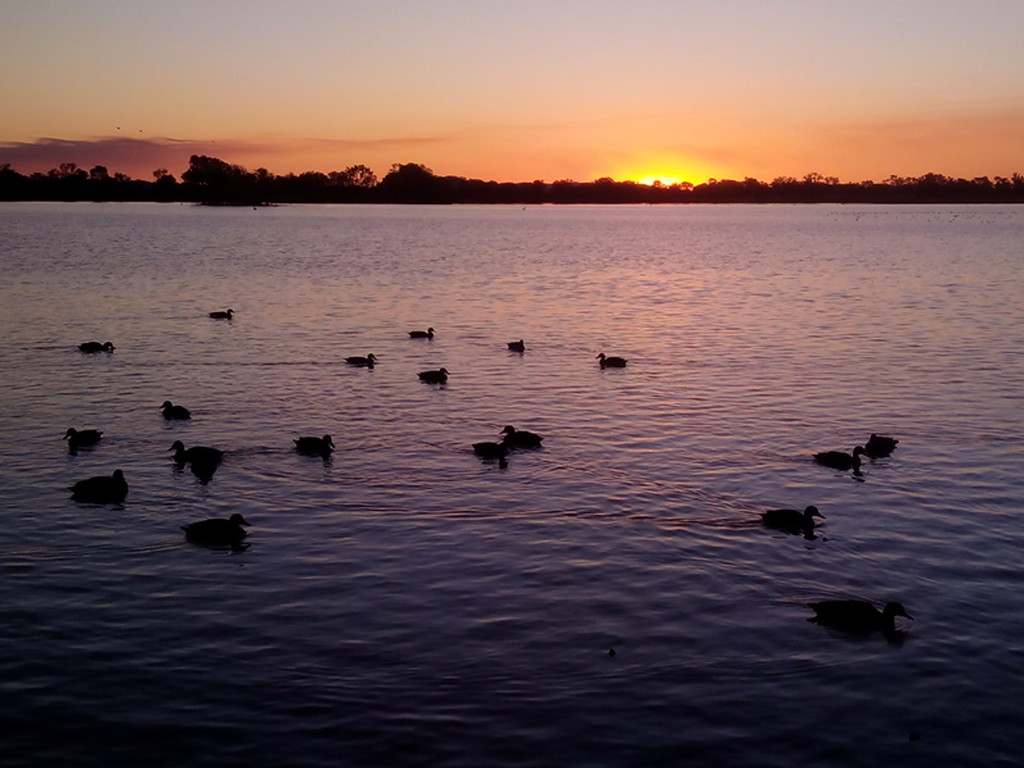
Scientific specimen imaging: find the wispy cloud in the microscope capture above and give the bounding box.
[0,134,452,180]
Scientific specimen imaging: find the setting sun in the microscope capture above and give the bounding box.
[611,155,725,187]
[635,173,689,187]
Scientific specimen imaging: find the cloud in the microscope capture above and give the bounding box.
[1,136,223,179]
[0,134,451,180]
[806,108,1024,180]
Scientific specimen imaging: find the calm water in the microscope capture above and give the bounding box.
[1,202,1022,767]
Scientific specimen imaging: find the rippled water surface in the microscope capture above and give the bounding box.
[1,203,1022,767]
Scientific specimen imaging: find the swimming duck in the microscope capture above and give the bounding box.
[865,433,899,459]
[761,505,823,535]
[597,352,627,368]
[161,401,192,420]
[501,425,543,449]
[294,434,335,455]
[181,513,250,545]
[409,327,435,339]
[808,600,913,633]
[473,441,508,460]
[79,341,115,353]
[169,440,224,466]
[813,446,866,473]
[345,353,377,368]
[209,308,234,319]
[507,339,525,352]
[64,428,103,449]
[418,367,449,384]
[70,469,128,503]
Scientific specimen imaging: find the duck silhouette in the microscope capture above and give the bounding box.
[294,434,335,455]
[64,428,103,450]
[169,440,223,466]
[761,505,823,535]
[507,339,525,352]
[472,441,509,468]
[70,469,128,503]
[161,401,191,420]
[79,341,115,353]
[865,433,899,458]
[597,352,627,368]
[409,327,435,339]
[418,368,449,384]
[209,308,234,319]
[501,425,543,449]
[813,446,866,474]
[345,353,377,368]
[808,600,913,634]
[181,513,250,545]
[473,441,507,460]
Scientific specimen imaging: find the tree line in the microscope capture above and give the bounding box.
[2,155,1024,204]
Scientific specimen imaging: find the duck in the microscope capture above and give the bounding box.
[345,353,377,368]
[761,505,823,535]
[409,327,435,339]
[597,352,627,368]
[161,401,192,420]
[209,308,234,319]
[473,441,508,460]
[294,434,335,455]
[808,600,913,633]
[813,446,866,473]
[169,440,224,466]
[64,427,103,449]
[865,433,899,459]
[501,425,543,449]
[181,513,250,545]
[70,469,128,503]
[79,341,115,353]
[418,367,449,384]
[507,339,525,352]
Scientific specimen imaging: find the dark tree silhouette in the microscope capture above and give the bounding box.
[1,153,1023,204]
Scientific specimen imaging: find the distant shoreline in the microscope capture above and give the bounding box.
[3,156,1023,205]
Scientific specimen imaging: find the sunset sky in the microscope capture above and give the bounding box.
[3,0,1023,184]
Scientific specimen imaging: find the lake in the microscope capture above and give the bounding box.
[1,202,1022,767]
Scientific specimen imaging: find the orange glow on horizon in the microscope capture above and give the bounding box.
[635,173,689,187]
[609,156,726,187]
